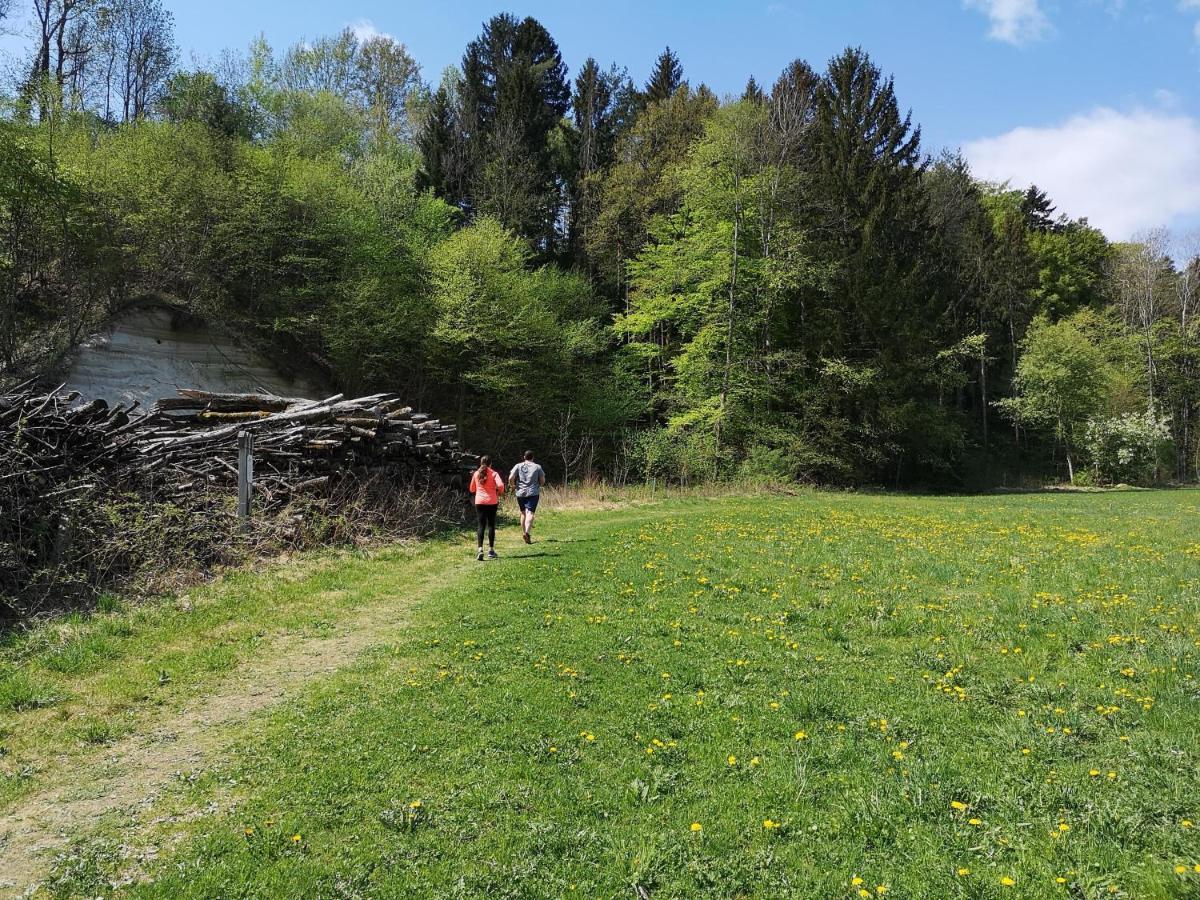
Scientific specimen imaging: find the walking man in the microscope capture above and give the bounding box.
[508,450,546,544]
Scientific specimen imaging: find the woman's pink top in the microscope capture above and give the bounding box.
[469,467,505,505]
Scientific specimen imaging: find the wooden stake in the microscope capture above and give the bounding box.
[237,430,254,518]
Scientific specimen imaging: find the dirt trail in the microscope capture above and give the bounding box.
[0,546,473,898]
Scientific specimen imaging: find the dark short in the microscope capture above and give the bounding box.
[516,494,540,513]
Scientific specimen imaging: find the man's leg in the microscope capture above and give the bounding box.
[525,496,538,541]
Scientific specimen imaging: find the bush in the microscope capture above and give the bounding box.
[737,445,796,484]
[621,427,727,485]
[1084,410,1171,485]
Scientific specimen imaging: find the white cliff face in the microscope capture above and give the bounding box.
[63,306,327,407]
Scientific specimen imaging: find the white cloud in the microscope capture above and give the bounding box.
[964,108,1200,239]
[964,0,1052,45]
[347,19,395,43]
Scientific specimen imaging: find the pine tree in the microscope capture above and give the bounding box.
[459,14,570,244]
[741,75,764,104]
[806,48,933,479]
[644,46,683,104]
[417,83,458,201]
[1020,185,1059,233]
[570,58,626,266]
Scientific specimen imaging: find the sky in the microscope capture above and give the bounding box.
[5,0,1200,245]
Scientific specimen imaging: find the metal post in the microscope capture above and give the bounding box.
[237,430,254,518]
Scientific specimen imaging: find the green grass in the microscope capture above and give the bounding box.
[0,536,470,808]
[11,490,1200,898]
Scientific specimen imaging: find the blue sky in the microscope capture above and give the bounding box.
[6,0,1200,242]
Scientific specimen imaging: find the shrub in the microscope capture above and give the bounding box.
[736,446,795,484]
[1084,410,1171,485]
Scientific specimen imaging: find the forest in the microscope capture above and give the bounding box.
[1,1,1197,488]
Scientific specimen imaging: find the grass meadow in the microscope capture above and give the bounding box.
[3,489,1199,898]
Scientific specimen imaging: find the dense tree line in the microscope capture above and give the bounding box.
[1,7,1196,486]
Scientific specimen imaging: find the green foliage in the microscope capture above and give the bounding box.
[423,217,620,455]
[5,17,1196,489]
[419,14,571,247]
[1084,410,1171,485]
[160,71,252,138]
[996,313,1111,479]
[644,46,685,104]
[590,84,718,295]
[1028,221,1112,318]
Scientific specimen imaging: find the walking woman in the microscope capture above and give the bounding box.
[469,455,505,560]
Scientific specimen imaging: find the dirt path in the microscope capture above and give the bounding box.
[0,545,474,898]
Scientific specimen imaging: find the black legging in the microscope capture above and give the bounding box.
[476,503,498,548]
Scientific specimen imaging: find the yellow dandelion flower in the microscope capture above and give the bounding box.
[968,817,983,826]
[794,730,807,741]
[1175,865,1188,874]
[951,800,968,811]
[690,822,702,832]
[1000,875,1015,886]
[728,754,738,766]
[957,867,970,877]
[291,834,302,844]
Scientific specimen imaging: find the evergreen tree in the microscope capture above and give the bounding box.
[569,58,628,267]
[810,47,923,347]
[741,75,764,104]
[458,14,570,245]
[417,80,460,203]
[1020,184,1058,233]
[644,46,683,104]
[805,48,938,479]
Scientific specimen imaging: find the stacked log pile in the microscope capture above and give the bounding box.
[1,385,473,501]
[140,389,474,500]
[1,384,473,616]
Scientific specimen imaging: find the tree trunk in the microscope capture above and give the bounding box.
[718,184,740,461]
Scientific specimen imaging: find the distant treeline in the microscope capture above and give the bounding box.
[1,4,1196,486]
